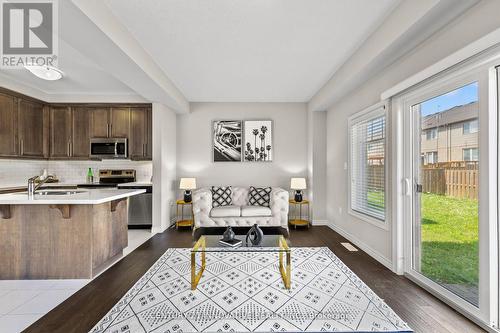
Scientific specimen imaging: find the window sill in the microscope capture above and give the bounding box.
[348,209,389,231]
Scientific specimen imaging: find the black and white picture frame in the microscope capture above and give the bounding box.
[212,120,242,162]
[244,120,273,162]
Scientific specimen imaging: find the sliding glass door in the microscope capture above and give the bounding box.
[398,58,499,327]
[412,82,480,306]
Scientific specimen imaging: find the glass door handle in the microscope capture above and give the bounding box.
[415,184,423,193]
[404,178,411,196]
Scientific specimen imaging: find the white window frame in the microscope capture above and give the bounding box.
[426,128,437,140]
[348,101,389,230]
[426,151,438,164]
[463,147,479,161]
[464,119,479,134]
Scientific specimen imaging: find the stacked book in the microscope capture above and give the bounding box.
[219,238,242,247]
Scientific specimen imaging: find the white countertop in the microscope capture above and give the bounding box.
[0,188,146,205]
[117,182,152,187]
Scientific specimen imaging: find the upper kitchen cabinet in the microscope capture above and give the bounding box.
[49,106,90,159]
[71,107,90,158]
[0,86,151,161]
[146,108,152,159]
[90,107,130,139]
[129,107,152,160]
[110,107,130,138]
[90,108,110,138]
[0,92,18,157]
[18,99,48,158]
[49,106,72,158]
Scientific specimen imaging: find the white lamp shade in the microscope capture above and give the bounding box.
[290,178,306,190]
[179,178,196,190]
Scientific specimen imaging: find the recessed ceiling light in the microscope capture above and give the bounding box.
[24,65,64,81]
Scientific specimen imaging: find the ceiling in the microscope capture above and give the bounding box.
[0,0,401,105]
[103,0,399,102]
[0,40,138,97]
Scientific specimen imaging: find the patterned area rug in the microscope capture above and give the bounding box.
[90,247,412,332]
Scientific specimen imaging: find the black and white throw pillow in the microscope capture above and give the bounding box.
[212,186,232,207]
[248,186,272,207]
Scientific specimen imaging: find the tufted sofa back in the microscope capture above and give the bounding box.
[231,187,250,206]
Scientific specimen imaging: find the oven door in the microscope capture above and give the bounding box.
[90,138,127,159]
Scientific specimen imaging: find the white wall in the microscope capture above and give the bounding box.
[177,102,308,195]
[152,103,177,233]
[312,111,327,223]
[325,0,500,263]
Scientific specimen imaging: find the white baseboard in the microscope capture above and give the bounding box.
[312,219,329,226]
[151,226,165,234]
[327,223,394,271]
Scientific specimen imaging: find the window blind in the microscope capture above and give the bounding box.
[349,109,386,221]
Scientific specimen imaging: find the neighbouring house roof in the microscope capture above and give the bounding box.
[422,101,478,130]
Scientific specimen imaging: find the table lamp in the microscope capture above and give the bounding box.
[290,178,306,202]
[180,178,196,203]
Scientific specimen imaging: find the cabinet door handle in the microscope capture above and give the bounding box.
[109,124,112,137]
[142,143,145,156]
[20,139,24,156]
[67,141,70,157]
[107,124,109,137]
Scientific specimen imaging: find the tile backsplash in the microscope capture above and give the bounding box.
[0,159,153,186]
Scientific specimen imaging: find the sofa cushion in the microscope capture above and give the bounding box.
[212,186,232,207]
[241,205,272,217]
[248,186,272,207]
[210,205,241,217]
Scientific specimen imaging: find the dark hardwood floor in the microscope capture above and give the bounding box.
[25,226,485,333]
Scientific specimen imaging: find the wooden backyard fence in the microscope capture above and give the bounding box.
[421,161,478,200]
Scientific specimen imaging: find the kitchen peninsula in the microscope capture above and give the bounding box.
[0,188,145,279]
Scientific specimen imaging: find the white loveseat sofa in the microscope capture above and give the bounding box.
[192,186,289,236]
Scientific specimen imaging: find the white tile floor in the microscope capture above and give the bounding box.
[0,229,153,333]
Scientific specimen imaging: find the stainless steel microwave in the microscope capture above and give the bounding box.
[90,138,128,159]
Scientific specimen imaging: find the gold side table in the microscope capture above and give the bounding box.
[176,200,194,229]
[289,199,310,228]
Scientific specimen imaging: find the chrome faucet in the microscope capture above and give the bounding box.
[27,175,55,197]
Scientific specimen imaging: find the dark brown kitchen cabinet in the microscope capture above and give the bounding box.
[89,107,130,139]
[49,107,90,159]
[18,99,47,158]
[90,108,110,138]
[129,107,149,159]
[49,107,72,158]
[110,107,130,138]
[0,93,18,157]
[0,87,151,161]
[71,107,90,158]
[146,108,152,159]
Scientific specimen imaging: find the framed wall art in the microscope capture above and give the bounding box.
[212,120,243,162]
[243,120,273,162]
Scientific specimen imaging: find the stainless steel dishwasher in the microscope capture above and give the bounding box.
[117,183,152,228]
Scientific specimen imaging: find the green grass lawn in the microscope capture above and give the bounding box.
[421,193,478,287]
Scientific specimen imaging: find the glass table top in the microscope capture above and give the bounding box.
[192,235,290,253]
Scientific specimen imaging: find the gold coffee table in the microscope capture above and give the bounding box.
[191,235,291,290]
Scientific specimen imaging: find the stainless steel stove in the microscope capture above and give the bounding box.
[79,169,152,228]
